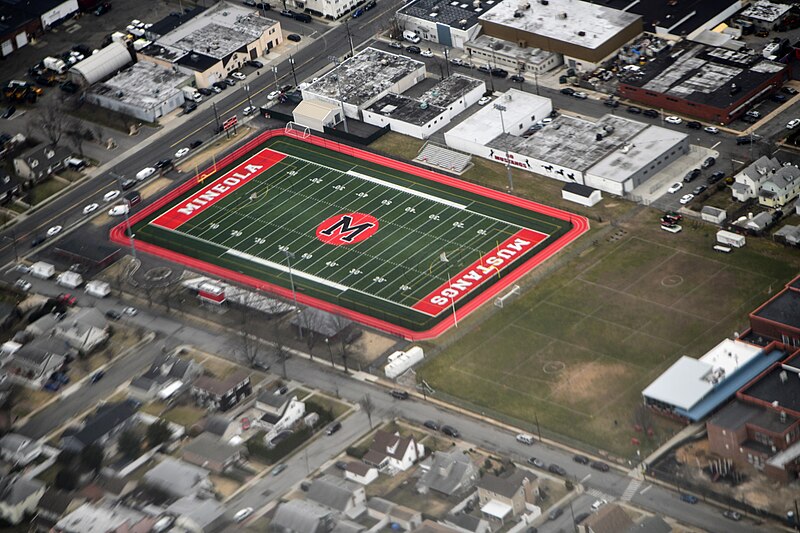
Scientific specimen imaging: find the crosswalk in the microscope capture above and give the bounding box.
[621,478,643,501]
[586,488,612,500]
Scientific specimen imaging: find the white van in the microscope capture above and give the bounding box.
[403,30,421,43]
[516,433,535,445]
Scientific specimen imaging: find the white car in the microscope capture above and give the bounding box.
[83,203,99,215]
[591,499,607,511]
[573,91,588,99]
[242,106,257,116]
[211,85,222,94]
[541,117,553,124]
[234,508,254,523]
[108,204,130,216]
[421,49,434,58]
[47,225,62,237]
[103,190,120,202]
[478,96,492,106]
[14,279,31,292]
[787,118,800,129]
[231,71,246,80]
[136,167,155,181]
[175,147,190,158]
[679,193,694,205]
[123,306,138,316]
[667,182,683,194]
[267,90,281,100]
[704,126,719,134]
[665,116,682,125]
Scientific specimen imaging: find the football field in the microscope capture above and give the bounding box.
[116,131,588,338]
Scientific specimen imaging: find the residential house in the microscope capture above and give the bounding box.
[332,520,366,533]
[344,461,378,485]
[181,432,243,473]
[0,174,22,206]
[60,399,140,453]
[6,336,72,383]
[758,165,800,208]
[142,458,213,499]
[626,516,671,533]
[202,415,237,440]
[363,430,424,473]
[443,514,490,533]
[366,498,422,530]
[191,370,252,412]
[0,475,45,525]
[417,449,479,497]
[733,211,776,234]
[25,313,61,336]
[0,302,20,332]
[271,499,336,533]
[54,308,109,352]
[476,468,539,523]
[128,354,203,402]
[578,504,634,533]
[53,502,153,533]
[0,432,42,466]
[13,143,71,183]
[732,156,781,202]
[94,473,136,502]
[166,495,227,532]
[30,489,81,533]
[307,474,367,519]
[256,391,306,435]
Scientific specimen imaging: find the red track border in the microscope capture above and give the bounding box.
[110,129,590,340]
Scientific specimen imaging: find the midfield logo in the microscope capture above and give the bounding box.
[316,213,379,246]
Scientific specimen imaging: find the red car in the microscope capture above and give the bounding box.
[57,293,77,307]
[241,417,251,430]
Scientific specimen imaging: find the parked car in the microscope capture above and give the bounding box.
[287,33,302,42]
[234,508,254,523]
[603,99,619,108]
[105,309,122,320]
[212,81,228,91]
[686,121,702,129]
[573,454,590,464]
[230,71,246,80]
[197,87,213,96]
[679,193,694,205]
[242,106,257,116]
[548,464,566,476]
[326,421,342,435]
[406,45,421,54]
[335,460,348,470]
[490,68,508,78]
[528,457,545,468]
[709,171,725,184]
[591,499,607,511]
[30,235,46,247]
[423,420,440,431]
[704,126,719,134]
[14,279,31,292]
[642,109,659,118]
[626,106,642,114]
[441,425,460,438]
[94,2,111,15]
[722,510,742,521]
[787,118,800,129]
[548,508,563,520]
[108,204,130,216]
[477,96,492,106]
[421,48,434,58]
[1,106,15,119]
[782,86,799,95]
[247,60,264,68]
[702,156,716,168]
[121,178,136,190]
[590,461,609,472]
[390,390,409,399]
[573,91,588,99]
[560,87,575,96]
[510,74,525,83]
[683,168,700,182]
[771,93,788,103]
[272,463,288,475]
[91,370,105,383]
[155,158,173,170]
[665,115,682,124]
[389,41,403,49]
[190,139,203,149]
[680,494,698,504]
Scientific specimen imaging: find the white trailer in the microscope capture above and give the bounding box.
[43,56,67,73]
[182,86,202,102]
[57,271,83,289]
[30,261,55,280]
[85,280,111,298]
[717,230,746,248]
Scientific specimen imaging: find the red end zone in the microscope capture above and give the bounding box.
[412,228,546,316]
[152,148,286,230]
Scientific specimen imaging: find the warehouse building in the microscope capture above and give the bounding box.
[85,62,190,122]
[362,94,449,139]
[445,92,688,196]
[0,0,80,57]
[301,48,426,121]
[464,34,561,75]
[478,0,642,71]
[68,42,134,86]
[397,0,487,49]
[139,2,282,88]
[617,41,787,125]
[594,0,741,38]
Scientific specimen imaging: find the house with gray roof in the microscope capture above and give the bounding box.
[181,432,242,473]
[54,308,109,352]
[6,336,72,384]
[166,494,227,532]
[758,164,800,208]
[444,513,490,533]
[30,489,80,533]
[0,432,42,466]
[477,468,539,523]
[25,313,60,336]
[626,515,671,533]
[53,502,152,533]
[271,499,336,533]
[60,399,139,453]
[13,144,71,183]
[0,475,45,525]
[142,458,213,499]
[365,498,422,530]
[306,475,366,518]
[417,449,479,497]
[191,370,251,412]
[733,210,776,233]
[129,354,203,402]
[732,155,781,202]
[578,503,633,533]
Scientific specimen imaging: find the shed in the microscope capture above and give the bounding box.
[293,100,341,133]
[701,205,727,225]
[69,42,133,86]
[561,183,602,207]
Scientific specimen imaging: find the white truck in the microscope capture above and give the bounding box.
[182,86,202,103]
[716,230,746,248]
[85,280,111,298]
[43,56,67,74]
[57,271,83,289]
[30,261,55,280]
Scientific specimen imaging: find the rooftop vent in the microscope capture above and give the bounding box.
[473,0,480,7]
[780,370,788,383]
[559,12,568,19]
[780,411,787,423]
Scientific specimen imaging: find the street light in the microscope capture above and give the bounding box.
[283,249,303,339]
[271,66,279,90]
[493,103,514,192]
[1,231,18,262]
[243,83,253,108]
[328,55,350,133]
[288,56,298,87]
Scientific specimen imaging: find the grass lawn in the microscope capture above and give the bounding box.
[11,388,54,419]
[305,394,350,419]
[35,462,60,484]
[162,405,206,427]
[142,401,168,417]
[417,204,800,458]
[7,202,27,213]
[29,178,68,205]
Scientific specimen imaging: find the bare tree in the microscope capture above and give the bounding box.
[359,394,375,429]
[272,317,290,379]
[237,294,263,368]
[65,117,88,158]
[34,98,69,147]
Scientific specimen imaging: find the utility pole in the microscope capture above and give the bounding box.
[212,101,221,132]
[272,66,279,90]
[283,249,302,339]
[288,56,298,87]
[243,83,253,108]
[493,103,513,191]
[328,55,349,133]
[344,18,355,58]
[443,47,451,78]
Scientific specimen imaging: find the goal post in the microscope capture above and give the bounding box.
[285,121,311,139]
[494,284,521,308]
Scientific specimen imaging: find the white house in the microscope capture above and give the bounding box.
[0,476,45,526]
[0,433,42,466]
[255,392,306,441]
[344,461,379,485]
[363,430,424,473]
[54,308,109,352]
[758,165,800,208]
[732,156,781,202]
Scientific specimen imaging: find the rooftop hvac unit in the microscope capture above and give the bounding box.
[780,370,788,383]
[473,0,480,6]
[578,31,586,36]
[559,12,568,18]
[781,411,787,423]
[539,0,548,4]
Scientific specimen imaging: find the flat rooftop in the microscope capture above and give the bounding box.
[490,114,644,173]
[619,41,786,109]
[741,351,800,414]
[741,1,792,23]
[90,61,188,109]
[157,2,277,60]
[754,288,800,331]
[366,93,447,126]
[446,89,551,146]
[399,0,495,29]
[305,48,425,108]
[466,34,558,66]
[479,0,640,51]
[419,74,484,108]
[592,0,739,35]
